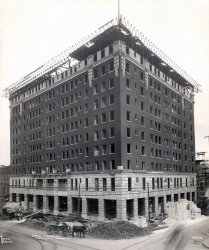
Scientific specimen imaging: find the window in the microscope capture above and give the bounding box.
[109,110,114,121]
[127,127,131,137]
[127,111,131,121]
[141,116,145,126]
[111,160,116,169]
[102,160,107,170]
[152,178,155,189]
[101,129,107,139]
[127,144,131,153]
[94,99,99,110]
[140,72,144,81]
[84,74,88,83]
[101,65,106,75]
[85,178,88,191]
[126,46,129,54]
[101,113,107,123]
[94,53,97,62]
[101,81,106,92]
[143,178,146,190]
[94,146,99,156]
[149,78,153,87]
[84,103,88,113]
[95,178,99,191]
[93,69,98,78]
[109,61,114,71]
[141,102,144,110]
[101,49,105,58]
[94,131,99,141]
[110,143,115,154]
[109,45,113,54]
[110,127,115,137]
[141,146,145,155]
[141,87,144,96]
[141,131,145,141]
[84,118,88,127]
[93,84,98,94]
[85,133,89,142]
[94,115,99,125]
[126,79,130,89]
[126,95,130,105]
[103,178,107,191]
[157,178,160,189]
[102,145,107,155]
[111,178,115,191]
[109,78,114,88]
[142,161,145,170]
[151,148,154,157]
[109,94,114,105]
[71,179,73,190]
[128,178,132,191]
[101,97,107,107]
[126,62,130,72]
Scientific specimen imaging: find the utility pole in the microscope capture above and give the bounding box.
[147,182,150,222]
[78,182,81,220]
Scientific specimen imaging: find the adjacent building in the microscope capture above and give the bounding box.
[196,160,209,202]
[0,165,10,199]
[5,17,199,220]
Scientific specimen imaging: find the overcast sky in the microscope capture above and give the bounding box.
[0,0,209,165]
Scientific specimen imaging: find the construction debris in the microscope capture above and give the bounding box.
[130,216,147,228]
[22,213,88,230]
[165,199,201,220]
[86,221,151,239]
[2,202,21,214]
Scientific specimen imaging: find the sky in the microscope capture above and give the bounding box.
[0,0,209,165]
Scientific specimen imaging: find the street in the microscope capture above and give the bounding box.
[0,217,208,250]
[0,221,98,250]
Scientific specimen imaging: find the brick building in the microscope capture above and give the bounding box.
[6,18,199,220]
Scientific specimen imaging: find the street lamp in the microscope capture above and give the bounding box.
[147,182,150,222]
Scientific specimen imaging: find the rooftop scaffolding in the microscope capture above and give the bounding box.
[3,17,201,97]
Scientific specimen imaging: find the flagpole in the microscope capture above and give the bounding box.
[118,0,120,24]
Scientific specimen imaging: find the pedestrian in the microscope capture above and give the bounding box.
[164,224,186,250]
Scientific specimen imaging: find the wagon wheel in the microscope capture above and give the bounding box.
[62,229,69,237]
[46,226,54,235]
[53,227,59,234]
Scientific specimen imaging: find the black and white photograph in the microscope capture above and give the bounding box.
[0,0,209,249]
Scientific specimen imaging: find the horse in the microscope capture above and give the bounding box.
[72,225,87,238]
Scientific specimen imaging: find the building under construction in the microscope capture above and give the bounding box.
[5,17,200,220]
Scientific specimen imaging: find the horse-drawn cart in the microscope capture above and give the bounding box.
[46,222,71,237]
[46,221,86,237]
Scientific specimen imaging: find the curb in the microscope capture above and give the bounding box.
[203,238,209,249]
